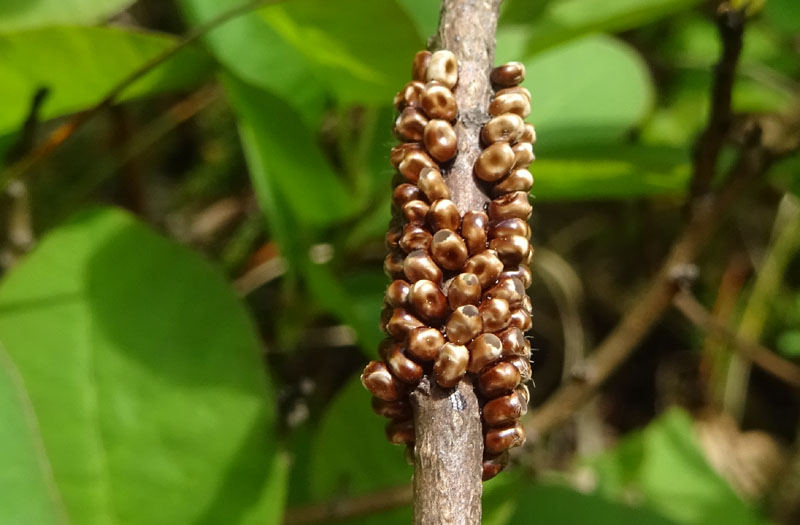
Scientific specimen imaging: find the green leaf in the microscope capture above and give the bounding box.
[395,0,440,41]
[521,0,703,55]
[505,35,655,145]
[0,207,286,524]
[306,375,411,524]
[776,330,800,358]
[590,408,764,525]
[223,74,356,229]
[507,482,680,525]
[0,26,212,135]
[532,145,690,200]
[0,0,135,32]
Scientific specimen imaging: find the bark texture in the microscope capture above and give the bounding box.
[410,1,503,524]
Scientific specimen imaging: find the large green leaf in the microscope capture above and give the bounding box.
[0,26,212,135]
[0,207,286,524]
[306,375,411,524]
[0,0,135,32]
[180,0,421,113]
[515,0,703,55]
[501,34,655,145]
[532,145,690,200]
[590,409,764,525]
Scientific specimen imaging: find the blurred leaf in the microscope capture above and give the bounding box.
[776,330,800,358]
[223,75,356,229]
[0,26,212,135]
[506,35,655,145]
[764,0,800,35]
[507,482,680,525]
[306,375,411,524]
[590,408,763,525]
[395,0,440,40]
[260,0,423,105]
[0,207,286,524]
[0,0,135,32]
[533,145,690,200]
[522,0,702,55]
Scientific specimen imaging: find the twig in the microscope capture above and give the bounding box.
[0,0,283,191]
[407,2,503,524]
[283,484,412,525]
[673,289,800,389]
[689,3,745,200]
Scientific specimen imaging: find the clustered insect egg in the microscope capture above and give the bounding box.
[361,49,535,482]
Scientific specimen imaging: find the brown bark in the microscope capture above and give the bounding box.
[410,1,503,524]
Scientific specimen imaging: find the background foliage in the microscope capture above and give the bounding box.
[0,0,799,523]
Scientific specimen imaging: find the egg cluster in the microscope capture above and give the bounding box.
[361,49,535,481]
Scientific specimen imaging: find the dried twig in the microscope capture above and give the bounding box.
[673,289,800,389]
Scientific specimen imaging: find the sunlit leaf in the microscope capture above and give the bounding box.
[0,0,135,32]
[0,207,286,524]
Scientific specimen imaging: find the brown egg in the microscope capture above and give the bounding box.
[386,343,424,384]
[490,235,530,266]
[467,333,503,374]
[482,451,509,481]
[431,229,469,271]
[488,218,530,240]
[447,273,482,309]
[509,308,532,331]
[446,305,483,345]
[485,277,525,308]
[426,50,458,89]
[404,249,443,283]
[407,326,445,362]
[421,81,458,122]
[483,390,527,427]
[394,106,428,142]
[393,80,425,112]
[484,422,526,454]
[427,199,460,232]
[461,210,489,255]
[361,361,404,401]
[386,308,425,340]
[488,191,532,221]
[377,337,398,361]
[379,305,393,333]
[479,297,512,333]
[371,397,412,420]
[402,199,430,225]
[496,326,527,357]
[490,61,526,87]
[495,86,531,103]
[512,142,535,169]
[520,123,536,144]
[398,148,436,183]
[408,279,448,323]
[399,224,433,253]
[417,167,450,201]
[489,92,531,118]
[516,383,531,405]
[392,183,425,210]
[494,168,534,196]
[506,355,532,383]
[386,419,415,445]
[383,251,405,280]
[390,142,422,169]
[499,264,533,289]
[433,342,469,388]
[423,119,458,162]
[385,226,402,251]
[385,279,411,308]
[474,142,515,182]
[412,50,432,81]
[462,250,504,288]
[478,361,521,398]
[481,113,524,144]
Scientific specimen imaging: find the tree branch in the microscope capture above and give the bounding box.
[409,1,503,524]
